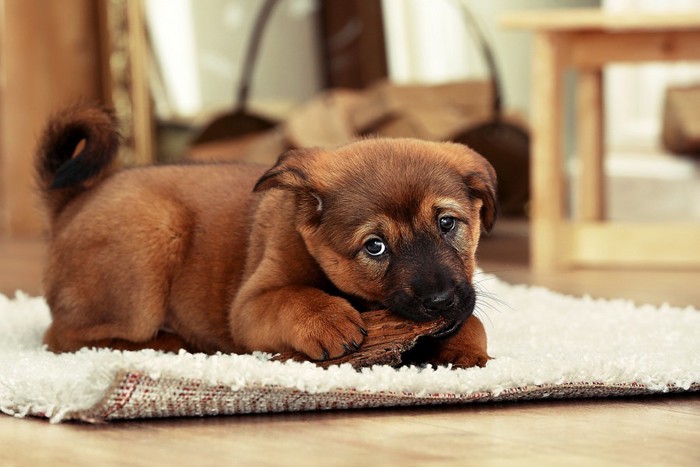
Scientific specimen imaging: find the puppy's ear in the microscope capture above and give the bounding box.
[253,148,316,193]
[254,148,324,222]
[458,147,498,233]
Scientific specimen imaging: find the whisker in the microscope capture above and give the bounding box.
[473,307,494,327]
[475,298,502,312]
[474,283,518,314]
[478,294,516,314]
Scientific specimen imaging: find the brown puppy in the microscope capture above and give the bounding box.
[36,105,496,367]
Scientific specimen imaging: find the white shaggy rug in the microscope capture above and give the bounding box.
[1,273,699,423]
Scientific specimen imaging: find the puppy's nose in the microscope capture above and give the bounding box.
[422,290,455,312]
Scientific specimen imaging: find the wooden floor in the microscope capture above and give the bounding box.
[1,221,699,466]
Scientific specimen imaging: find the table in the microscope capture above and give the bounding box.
[501,9,700,271]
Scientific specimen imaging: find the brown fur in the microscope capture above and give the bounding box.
[36,105,497,367]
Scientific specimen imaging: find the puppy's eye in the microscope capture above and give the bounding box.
[364,238,387,257]
[439,216,457,233]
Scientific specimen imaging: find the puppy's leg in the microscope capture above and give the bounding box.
[431,315,490,368]
[231,287,367,361]
[43,271,182,354]
[43,196,191,353]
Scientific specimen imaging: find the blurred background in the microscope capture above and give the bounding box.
[1,0,699,305]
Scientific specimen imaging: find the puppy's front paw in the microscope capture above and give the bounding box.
[430,315,490,369]
[290,297,367,361]
[434,346,491,368]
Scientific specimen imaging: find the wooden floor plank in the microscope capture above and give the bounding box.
[1,397,699,465]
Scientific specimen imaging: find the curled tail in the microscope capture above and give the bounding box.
[35,104,121,217]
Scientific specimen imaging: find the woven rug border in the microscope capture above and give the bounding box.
[64,370,700,423]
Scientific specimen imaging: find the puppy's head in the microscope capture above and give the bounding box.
[254,138,497,331]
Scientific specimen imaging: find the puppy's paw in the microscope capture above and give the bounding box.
[429,315,490,369]
[452,352,491,369]
[433,346,491,369]
[290,298,367,361]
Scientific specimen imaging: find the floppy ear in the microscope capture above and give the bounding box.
[460,148,498,233]
[253,148,316,193]
[253,148,325,222]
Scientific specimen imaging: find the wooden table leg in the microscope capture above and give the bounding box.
[530,32,566,272]
[576,68,605,221]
